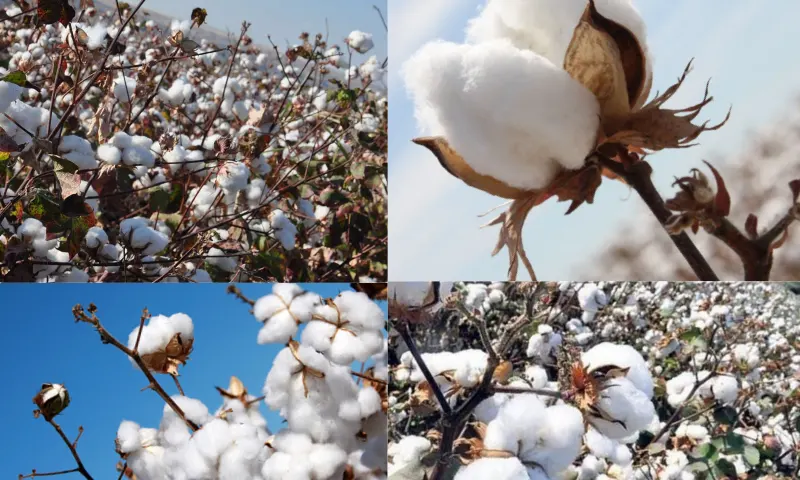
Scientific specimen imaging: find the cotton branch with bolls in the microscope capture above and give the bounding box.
[404,0,797,281]
[388,282,800,480]
[24,284,388,480]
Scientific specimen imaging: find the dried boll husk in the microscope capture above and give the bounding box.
[33,383,70,421]
[140,332,193,375]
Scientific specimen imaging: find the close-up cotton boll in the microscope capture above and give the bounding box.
[253,284,321,344]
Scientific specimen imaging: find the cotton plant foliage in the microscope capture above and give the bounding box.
[30,285,387,480]
[388,281,800,480]
[404,0,728,280]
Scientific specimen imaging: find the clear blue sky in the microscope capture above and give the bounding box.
[0,283,387,479]
[389,0,800,280]
[110,0,388,61]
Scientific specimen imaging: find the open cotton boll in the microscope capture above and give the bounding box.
[699,375,739,405]
[453,349,489,387]
[96,143,122,165]
[591,377,656,439]
[522,404,584,476]
[113,75,137,103]
[582,342,654,398]
[269,210,297,250]
[454,457,531,480]
[301,291,385,364]
[585,427,633,467]
[467,0,649,70]
[403,39,599,191]
[666,371,711,408]
[164,396,210,427]
[217,161,250,192]
[253,285,320,344]
[0,80,23,111]
[116,420,142,454]
[347,30,374,54]
[122,145,156,167]
[206,247,239,273]
[388,436,431,474]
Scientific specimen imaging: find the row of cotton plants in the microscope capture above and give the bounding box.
[0,2,387,283]
[388,282,800,480]
[30,284,388,480]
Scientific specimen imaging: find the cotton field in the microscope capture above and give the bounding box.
[0,2,387,283]
[389,281,800,480]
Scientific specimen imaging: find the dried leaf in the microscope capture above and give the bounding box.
[702,160,730,217]
[191,7,207,27]
[604,64,730,152]
[412,136,529,200]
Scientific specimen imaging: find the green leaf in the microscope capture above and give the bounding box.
[694,442,717,460]
[318,187,348,206]
[350,161,365,180]
[714,458,737,477]
[713,406,738,425]
[51,155,80,174]
[149,189,170,211]
[1,70,26,86]
[743,445,760,466]
[680,327,703,342]
[0,152,9,162]
[723,432,745,454]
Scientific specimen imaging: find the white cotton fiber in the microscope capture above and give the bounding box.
[269,210,297,250]
[582,342,654,398]
[253,285,320,344]
[116,420,142,454]
[0,80,23,111]
[592,377,656,439]
[454,457,530,480]
[403,39,599,191]
[347,30,374,54]
[113,75,137,103]
[97,143,122,164]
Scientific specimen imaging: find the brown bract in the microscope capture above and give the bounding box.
[140,332,193,375]
[414,0,729,280]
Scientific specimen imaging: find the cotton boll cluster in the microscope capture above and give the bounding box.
[111,284,386,480]
[57,135,99,170]
[120,217,169,256]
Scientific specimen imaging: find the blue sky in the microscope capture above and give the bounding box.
[389,0,800,280]
[114,0,388,61]
[0,283,387,479]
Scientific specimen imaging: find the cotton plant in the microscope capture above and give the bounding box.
[403,0,798,281]
[389,281,800,480]
[27,284,387,480]
[0,2,386,283]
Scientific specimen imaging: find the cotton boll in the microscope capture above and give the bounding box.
[122,145,156,167]
[521,404,584,476]
[0,80,23,111]
[591,377,656,439]
[454,457,530,480]
[403,39,599,191]
[347,30,374,54]
[206,247,238,273]
[269,209,297,250]
[113,75,137,103]
[218,161,250,192]
[117,420,142,454]
[388,436,431,473]
[97,143,122,164]
[582,342,653,398]
[254,285,320,344]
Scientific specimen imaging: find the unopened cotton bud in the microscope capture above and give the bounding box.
[33,383,70,420]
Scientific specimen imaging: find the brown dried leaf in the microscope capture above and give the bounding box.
[604,65,730,152]
[703,160,730,217]
[413,136,529,200]
[493,360,513,384]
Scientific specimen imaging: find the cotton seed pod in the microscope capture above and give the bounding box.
[33,383,70,421]
[139,332,193,375]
